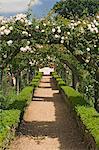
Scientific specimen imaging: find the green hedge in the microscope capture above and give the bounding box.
[52,72,99,149]
[52,72,66,86]
[61,86,87,106]
[8,86,33,111]
[0,72,42,149]
[30,72,42,87]
[0,109,20,147]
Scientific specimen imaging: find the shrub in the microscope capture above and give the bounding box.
[0,94,7,109]
[8,86,33,110]
[76,106,99,148]
[52,72,99,149]
[61,86,87,106]
[0,72,42,149]
[0,109,20,147]
[52,72,66,86]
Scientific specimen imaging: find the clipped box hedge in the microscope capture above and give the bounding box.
[0,72,42,149]
[52,72,66,86]
[52,72,99,149]
[0,109,20,148]
[30,72,43,87]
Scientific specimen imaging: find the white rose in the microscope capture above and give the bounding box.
[77,21,81,24]
[85,59,89,63]
[9,26,13,30]
[20,19,24,23]
[43,23,46,26]
[67,32,70,35]
[41,29,44,33]
[57,29,61,33]
[74,23,77,26]
[20,47,26,52]
[90,28,94,32]
[61,36,65,40]
[7,40,13,46]
[0,31,4,35]
[95,22,99,26]
[55,34,60,38]
[3,54,7,58]
[29,61,33,65]
[28,21,32,25]
[60,40,64,44]
[22,31,28,35]
[27,41,30,45]
[94,27,98,33]
[25,20,28,24]
[91,23,95,28]
[4,29,11,35]
[35,26,39,29]
[71,26,74,30]
[0,26,6,30]
[86,48,90,52]
[52,28,56,33]
[96,15,99,19]
[26,46,31,51]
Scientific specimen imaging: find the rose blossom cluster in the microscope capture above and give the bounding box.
[0,25,13,36]
[20,46,32,52]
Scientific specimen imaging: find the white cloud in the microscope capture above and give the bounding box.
[0,0,42,13]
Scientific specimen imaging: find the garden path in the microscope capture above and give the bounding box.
[9,76,87,150]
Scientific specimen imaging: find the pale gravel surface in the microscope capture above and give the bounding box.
[8,76,87,150]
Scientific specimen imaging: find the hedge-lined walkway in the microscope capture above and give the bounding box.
[9,76,87,150]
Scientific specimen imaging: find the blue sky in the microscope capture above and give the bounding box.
[0,0,60,18]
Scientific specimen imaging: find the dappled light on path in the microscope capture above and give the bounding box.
[9,76,87,150]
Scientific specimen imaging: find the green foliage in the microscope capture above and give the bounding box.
[0,109,20,146]
[52,72,66,86]
[61,86,87,106]
[30,72,42,87]
[53,0,99,19]
[53,72,99,148]
[77,106,99,148]
[8,86,33,110]
[58,80,66,86]
[0,93,7,109]
[0,72,42,149]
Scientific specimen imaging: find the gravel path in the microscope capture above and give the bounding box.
[9,76,87,150]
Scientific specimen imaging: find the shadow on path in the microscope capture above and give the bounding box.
[9,76,87,150]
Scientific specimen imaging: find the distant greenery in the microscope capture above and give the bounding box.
[53,0,99,19]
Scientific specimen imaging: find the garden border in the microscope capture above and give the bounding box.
[52,73,99,150]
[0,72,42,150]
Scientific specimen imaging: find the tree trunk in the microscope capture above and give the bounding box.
[16,72,20,95]
[0,67,3,89]
[72,73,78,90]
[27,69,30,85]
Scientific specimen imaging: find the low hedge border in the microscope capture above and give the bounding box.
[0,72,42,149]
[52,72,99,150]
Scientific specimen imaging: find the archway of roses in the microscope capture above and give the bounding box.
[0,9,99,112]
